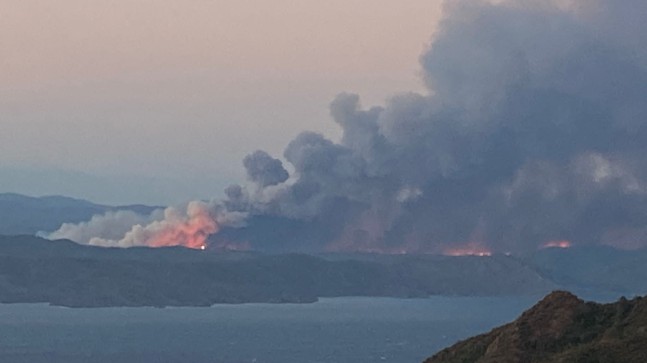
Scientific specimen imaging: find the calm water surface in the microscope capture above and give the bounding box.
[0,296,540,363]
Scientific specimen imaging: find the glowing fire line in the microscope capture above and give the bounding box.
[541,240,572,249]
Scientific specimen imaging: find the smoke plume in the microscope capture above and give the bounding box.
[49,0,647,253]
[47,202,219,249]
[45,209,163,245]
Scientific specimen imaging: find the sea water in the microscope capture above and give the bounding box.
[0,296,539,363]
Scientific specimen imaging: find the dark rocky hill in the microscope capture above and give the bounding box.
[0,236,555,307]
[424,291,647,363]
[2,233,647,308]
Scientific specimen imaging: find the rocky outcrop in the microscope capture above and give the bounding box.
[424,291,647,363]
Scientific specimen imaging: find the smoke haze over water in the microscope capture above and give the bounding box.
[48,0,647,253]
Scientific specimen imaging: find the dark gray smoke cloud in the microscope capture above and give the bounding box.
[210,0,647,254]
[243,150,290,187]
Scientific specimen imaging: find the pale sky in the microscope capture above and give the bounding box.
[0,0,443,205]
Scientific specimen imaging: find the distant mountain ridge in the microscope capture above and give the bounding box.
[0,193,646,307]
[0,235,556,307]
[0,235,647,306]
[0,193,159,235]
[526,246,647,297]
[1,235,646,307]
[424,291,647,363]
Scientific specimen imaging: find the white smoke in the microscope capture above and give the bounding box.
[44,209,164,244]
[45,201,249,249]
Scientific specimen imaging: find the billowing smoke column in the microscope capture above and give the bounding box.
[48,0,647,253]
[49,202,219,249]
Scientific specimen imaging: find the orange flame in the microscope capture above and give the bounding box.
[541,240,572,249]
[131,201,218,250]
[443,242,492,257]
[146,209,217,249]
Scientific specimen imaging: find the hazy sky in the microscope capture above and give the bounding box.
[0,0,442,205]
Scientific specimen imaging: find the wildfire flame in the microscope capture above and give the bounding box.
[144,202,218,249]
[541,240,572,249]
[443,242,492,257]
[87,201,219,249]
